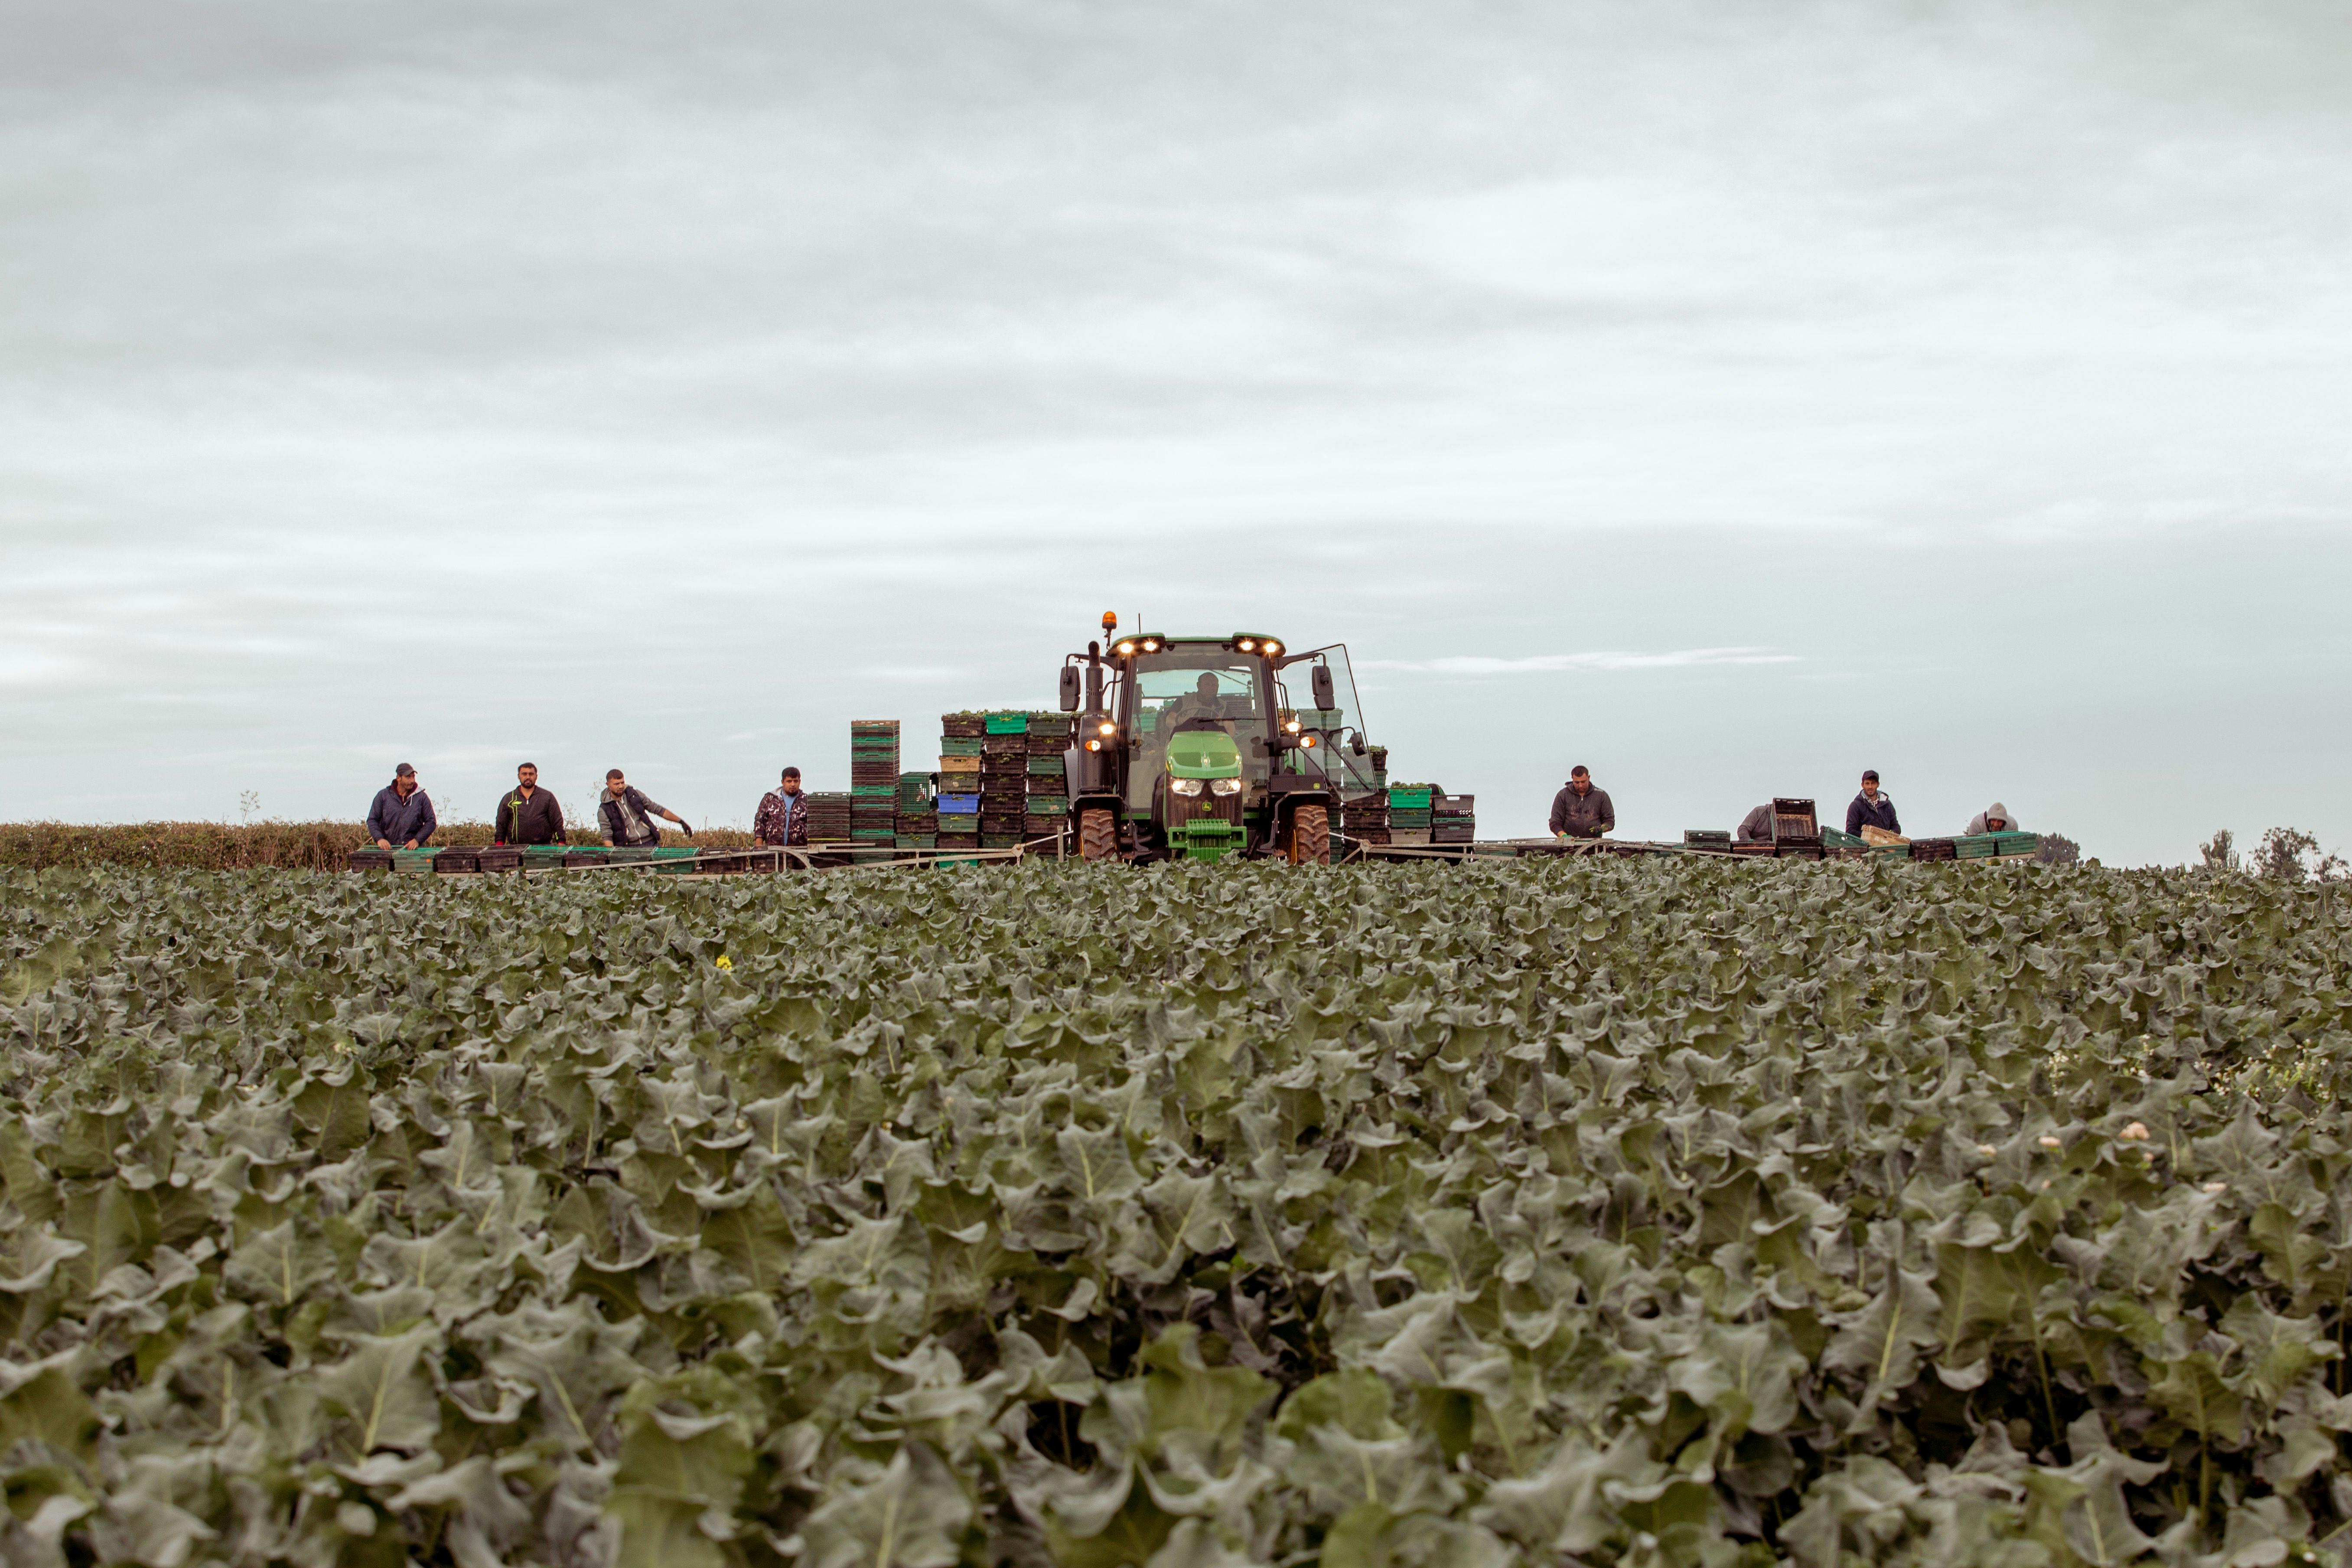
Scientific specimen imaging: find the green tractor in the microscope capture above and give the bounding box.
[1056,615,1381,864]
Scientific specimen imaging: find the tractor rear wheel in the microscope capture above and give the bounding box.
[1287,803,1331,866]
[1078,806,1119,862]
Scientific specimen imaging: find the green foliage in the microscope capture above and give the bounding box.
[1,856,2351,1566]
[0,821,752,871]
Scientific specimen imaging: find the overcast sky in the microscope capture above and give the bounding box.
[3,0,2347,864]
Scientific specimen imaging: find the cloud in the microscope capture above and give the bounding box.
[1362,648,1802,676]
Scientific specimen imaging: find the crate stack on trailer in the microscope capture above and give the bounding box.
[848,721,900,848]
[937,713,984,851]
[1024,711,1071,850]
[1341,789,1389,846]
[896,767,937,851]
[1388,784,1433,847]
[1430,791,1476,844]
[979,712,1029,849]
[804,791,852,844]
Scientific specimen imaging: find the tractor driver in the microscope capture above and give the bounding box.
[1161,671,1232,735]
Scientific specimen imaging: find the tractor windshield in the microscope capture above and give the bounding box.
[1127,651,1270,810]
[1278,644,1380,796]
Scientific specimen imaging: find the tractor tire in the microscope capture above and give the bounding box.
[1287,804,1331,866]
[1078,806,1119,862]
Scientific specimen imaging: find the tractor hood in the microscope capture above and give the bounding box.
[1165,729,1242,780]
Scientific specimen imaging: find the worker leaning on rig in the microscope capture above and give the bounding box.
[366,763,437,851]
[1846,769,1901,837]
[1550,766,1615,839]
[753,766,810,849]
[599,769,691,848]
[1738,803,1774,841]
[494,763,566,846]
[1966,801,2021,835]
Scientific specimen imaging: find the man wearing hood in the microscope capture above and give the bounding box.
[1966,802,2020,835]
[366,763,437,851]
[1550,766,1615,839]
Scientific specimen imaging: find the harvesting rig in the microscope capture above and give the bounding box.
[1058,613,1380,864]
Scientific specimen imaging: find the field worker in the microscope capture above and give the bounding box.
[1550,766,1615,839]
[1738,802,1774,841]
[753,766,810,848]
[366,763,437,851]
[1846,770,1901,837]
[599,769,692,848]
[494,763,567,846]
[1966,801,2021,835]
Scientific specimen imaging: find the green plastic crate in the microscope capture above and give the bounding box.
[939,813,980,833]
[651,846,701,875]
[851,784,896,799]
[1026,796,1068,815]
[1989,831,2040,857]
[896,834,938,850]
[985,713,1029,734]
[981,832,1022,848]
[1026,755,1063,776]
[1952,834,2001,859]
[1388,786,1433,809]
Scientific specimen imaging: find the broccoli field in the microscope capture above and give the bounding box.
[3,859,2351,1568]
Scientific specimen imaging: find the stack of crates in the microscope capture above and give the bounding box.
[1684,830,1732,852]
[805,792,853,842]
[937,714,984,851]
[980,711,1029,848]
[850,721,900,846]
[1388,784,1433,846]
[1024,711,1071,845]
[896,771,937,850]
[1430,791,1476,844]
[1341,791,1389,844]
[1369,747,1388,791]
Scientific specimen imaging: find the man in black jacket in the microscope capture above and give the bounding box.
[1550,766,1615,839]
[366,763,437,850]
[494,763,567,845]
[1845,770,1901,837]
[598,769,692,848]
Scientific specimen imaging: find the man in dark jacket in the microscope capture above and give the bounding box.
[366,763,437,850]
[1845,770,1901,837]
[494,763,566,846]
[753,767,809,848]
[1549,766,1615,839]
[1738,803,1774,841]
[598,769,692,847]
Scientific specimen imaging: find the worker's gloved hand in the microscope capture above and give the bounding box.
[679,822,694,837]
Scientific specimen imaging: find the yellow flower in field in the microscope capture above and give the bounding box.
[715,955,733,970]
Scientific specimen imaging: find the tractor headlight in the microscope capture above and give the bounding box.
[1237,638,1256,652]
[1140,638,1161,652]
[1262,639,1282,656]
[1210,778,1242,796]
[1115,640,1137,657]
[1300,734,1319,748]
[1284,718,1302,733]
[1171,778,1205,797]
[1097,720,1117,737]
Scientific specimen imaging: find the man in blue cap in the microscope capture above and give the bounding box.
[367,763,437,851]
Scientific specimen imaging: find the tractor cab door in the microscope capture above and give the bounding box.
[1276,644,1380,797]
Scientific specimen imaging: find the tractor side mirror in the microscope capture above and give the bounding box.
[1351,733,1367,756]
[1059,667,1081,711]
[1310,663,1336,710]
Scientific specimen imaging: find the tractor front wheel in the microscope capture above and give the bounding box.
[1287,804,1331,866]
[1078,806,1119,862]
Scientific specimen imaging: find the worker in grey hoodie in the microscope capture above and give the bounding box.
[1965,802,2020,835]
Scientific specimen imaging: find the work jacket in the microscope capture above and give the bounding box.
[1738,804,1774,841]
[1550,784,1615,838]
[366,783,437,846]
[753,789,809,847]
[494,787,567,845]
[598,786,671,848]
[1846,792,1901,836]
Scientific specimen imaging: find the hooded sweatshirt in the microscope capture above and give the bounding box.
[1965,802,2020,835]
